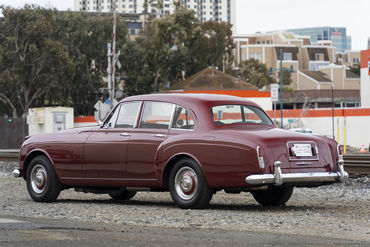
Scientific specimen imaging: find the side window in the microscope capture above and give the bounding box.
[105,105,120,128]
[115,101,141,128]
[171,105,195,130]
[139,101,174,129]
[242,106,263,124]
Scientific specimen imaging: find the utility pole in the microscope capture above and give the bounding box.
[107,42,112,104]
[111,0,116,107]
[106,0,120,109]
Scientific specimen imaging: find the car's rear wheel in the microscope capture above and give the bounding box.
[169,158,213,209]
[26,155,62,202]
[251,186,294,206]
[108,189,136,200]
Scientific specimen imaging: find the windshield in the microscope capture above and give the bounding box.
[211,105,273,126]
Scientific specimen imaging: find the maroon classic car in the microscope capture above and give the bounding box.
[14,94,348,209]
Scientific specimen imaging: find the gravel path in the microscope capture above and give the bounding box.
[1,161,369,242]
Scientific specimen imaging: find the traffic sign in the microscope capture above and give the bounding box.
[270,83,278,102]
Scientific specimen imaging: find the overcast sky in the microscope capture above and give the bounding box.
[0,0,369,50]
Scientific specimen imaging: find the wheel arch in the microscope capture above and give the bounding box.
[23,149,55,179]
[162,153,205,190]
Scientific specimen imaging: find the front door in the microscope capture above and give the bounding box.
[82,101,141,181]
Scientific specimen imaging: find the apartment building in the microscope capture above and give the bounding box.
[74,0,236,30]
[233,32,360,107]
[336,50,361,68]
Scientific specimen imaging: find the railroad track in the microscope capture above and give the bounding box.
[343,154,370,176]
[0,149,19,162]
[0,150,369,175]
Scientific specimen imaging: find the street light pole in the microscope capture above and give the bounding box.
[269,49,293,129]
[332,85,335,139]
[279,49,283,128]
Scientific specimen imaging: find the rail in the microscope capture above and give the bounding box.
[0,150,369,175]
[343,154,370,176]
[0,149,19,162]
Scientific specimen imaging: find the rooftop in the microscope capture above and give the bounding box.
[167,68,258,91]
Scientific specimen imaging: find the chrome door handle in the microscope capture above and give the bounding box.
[153,134,167,138]
[120,133,131,137]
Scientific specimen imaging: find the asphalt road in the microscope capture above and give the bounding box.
[0,216,366,247]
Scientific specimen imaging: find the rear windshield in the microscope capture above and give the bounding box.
[211,105,273,126]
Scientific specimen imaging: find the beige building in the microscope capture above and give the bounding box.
[336,50,361,68]
[298,65,360,90]
[234,32,360,91]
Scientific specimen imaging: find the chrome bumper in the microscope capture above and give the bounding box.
[245,160,349,186]
[12,169,21,178]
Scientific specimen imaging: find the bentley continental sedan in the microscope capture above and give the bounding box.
[13,94,348,209]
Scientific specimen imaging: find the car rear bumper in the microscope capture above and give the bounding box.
[245,160,348,186]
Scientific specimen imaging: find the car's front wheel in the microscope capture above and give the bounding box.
[169,158,213,209]
[108,189,136,200]
[251,186,294,206]
[26,155,62,202]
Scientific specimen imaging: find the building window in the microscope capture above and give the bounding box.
[241,53,247,61]
[352,58,360,64]
[283,52,293,61]
[315,53,324,61]
[250,53,262,61]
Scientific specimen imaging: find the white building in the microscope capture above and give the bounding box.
[74,0,236,31]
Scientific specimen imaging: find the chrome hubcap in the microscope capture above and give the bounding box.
[30,164,47,194]
[175,167,198,200]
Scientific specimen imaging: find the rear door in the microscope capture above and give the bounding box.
[125,101,174,183]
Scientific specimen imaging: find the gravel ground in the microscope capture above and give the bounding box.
[1,161,369,242]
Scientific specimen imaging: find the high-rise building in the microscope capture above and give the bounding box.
[74,0,236,30]
[285,27,351,53]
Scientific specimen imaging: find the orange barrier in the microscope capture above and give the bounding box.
[266,108,370,119]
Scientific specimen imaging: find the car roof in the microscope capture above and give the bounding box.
[120,93,261,108]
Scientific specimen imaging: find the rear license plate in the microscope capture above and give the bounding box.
[293,144,312,157]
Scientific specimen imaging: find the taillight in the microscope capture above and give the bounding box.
[256,146,265,169]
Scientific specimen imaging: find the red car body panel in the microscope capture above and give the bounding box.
[19,94,342,190]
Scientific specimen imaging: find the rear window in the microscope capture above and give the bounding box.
[211,105,273,125]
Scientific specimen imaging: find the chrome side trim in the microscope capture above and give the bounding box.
[246,160,349,185]
[12,169,21,178]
